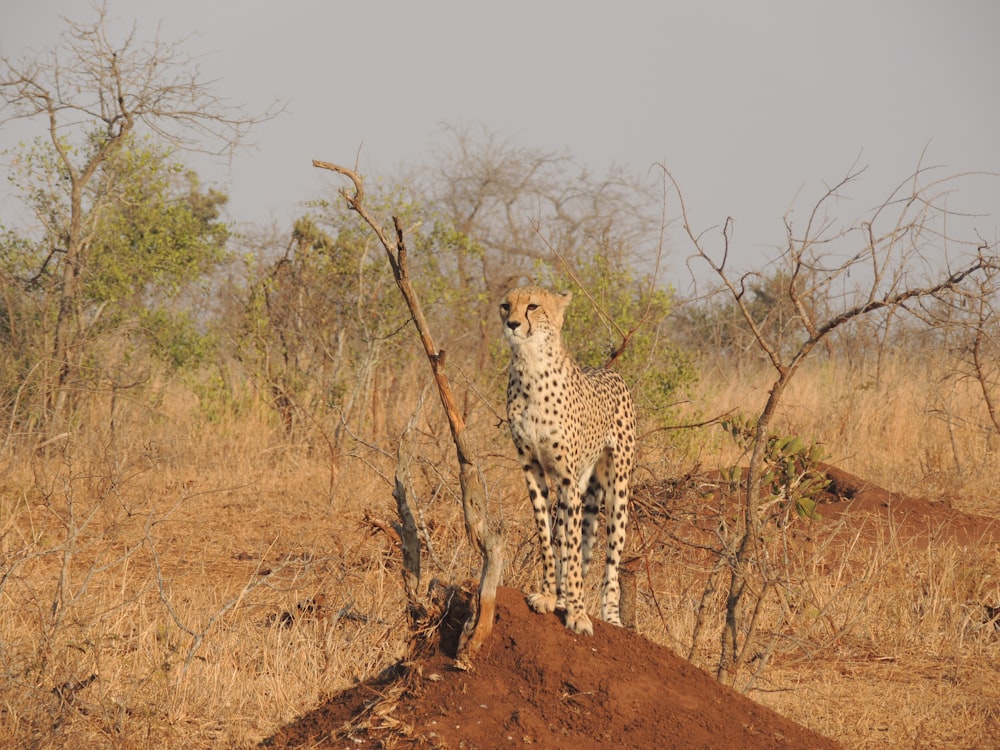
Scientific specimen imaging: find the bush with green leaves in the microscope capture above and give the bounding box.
[1,133,229,432]
[542,254,698,429]
[721,414,830,522]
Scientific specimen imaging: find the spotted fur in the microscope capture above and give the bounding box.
[500,285,636,636]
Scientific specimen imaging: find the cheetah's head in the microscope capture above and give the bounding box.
[499,286,572,347]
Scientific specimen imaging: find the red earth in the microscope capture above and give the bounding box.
[260,466,998,749]
[261,585,839,750]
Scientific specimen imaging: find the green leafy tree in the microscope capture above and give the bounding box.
[0,3,276,428]
[1,132,230,432]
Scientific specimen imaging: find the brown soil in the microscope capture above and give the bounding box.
[260,466,999,750]
[819,464,1000,548]
[261,584,839,750]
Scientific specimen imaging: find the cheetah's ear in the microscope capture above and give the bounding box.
[551,291,572,328]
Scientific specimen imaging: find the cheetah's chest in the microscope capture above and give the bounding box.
[506,362,595,460]
[507,375,562,450]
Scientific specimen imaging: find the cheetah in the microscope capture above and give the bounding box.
[499,285,636,636]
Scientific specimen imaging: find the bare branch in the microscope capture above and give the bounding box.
[660,156,998,684]
[314,158,505,665]
[0,3,283,157]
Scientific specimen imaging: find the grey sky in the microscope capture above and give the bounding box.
[3,1,998,285]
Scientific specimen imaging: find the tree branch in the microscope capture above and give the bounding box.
[313,158,505,665]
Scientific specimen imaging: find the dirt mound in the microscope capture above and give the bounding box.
[262,584,839,749]
[820,464,1000,547]
[261,465,999,749]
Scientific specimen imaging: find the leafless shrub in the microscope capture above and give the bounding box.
[662,155,999,686]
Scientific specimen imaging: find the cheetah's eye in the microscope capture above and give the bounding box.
[526,303,539,311]
[499,303,510,313]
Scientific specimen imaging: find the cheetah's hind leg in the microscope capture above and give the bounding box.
[599,457,630,627]
[580,465,605,580]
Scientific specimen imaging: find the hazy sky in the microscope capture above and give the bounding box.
[3,1,998,284]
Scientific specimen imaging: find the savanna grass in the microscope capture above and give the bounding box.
[0,348,996,748]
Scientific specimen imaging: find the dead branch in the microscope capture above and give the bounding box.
[313,159,504,665]
[361,512,402,547]
[659,158,999,686]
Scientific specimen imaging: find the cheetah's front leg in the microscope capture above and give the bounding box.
[521,460,560,615]
[558,485,593,636]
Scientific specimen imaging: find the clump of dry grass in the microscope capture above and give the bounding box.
[754,530,1000,748]
[0,399,455,747]
[621,477,1000,747]
[0,348,997,748]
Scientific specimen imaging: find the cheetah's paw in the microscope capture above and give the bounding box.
[601,608,622,626]
[526,592,558,614]
[565,610,594,636]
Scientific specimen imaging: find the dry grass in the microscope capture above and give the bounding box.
[684,352,1000,519]
[0,351,998,748]
[754,528,1000,748]
[645,351,1000,747]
